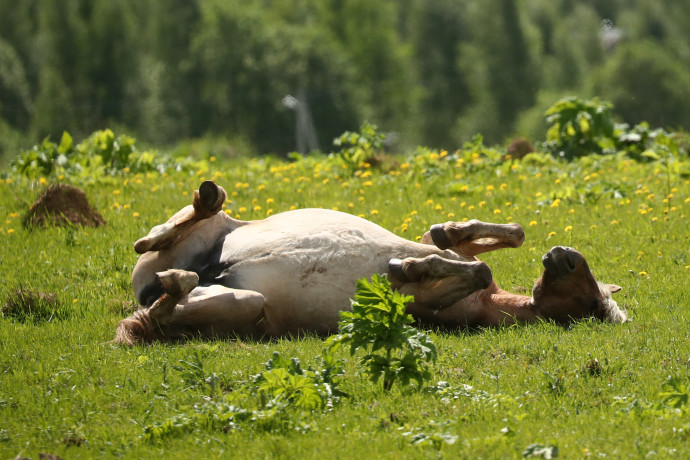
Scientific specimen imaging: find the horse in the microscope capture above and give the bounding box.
[114,181,626,345]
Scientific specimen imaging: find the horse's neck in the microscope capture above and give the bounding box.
[484,289,537,325]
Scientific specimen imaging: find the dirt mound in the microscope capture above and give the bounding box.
[23,184,106,228]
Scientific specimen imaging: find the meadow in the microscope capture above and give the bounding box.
[1,139,690,458]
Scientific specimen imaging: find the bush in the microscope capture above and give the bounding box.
[542,96,615,159]
[9,129,188,179]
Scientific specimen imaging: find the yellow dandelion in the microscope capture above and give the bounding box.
[529,247,536,252]
[39,177,48,185]
[494,209,501,215]
[548,231,556,238]
[435,204,443,211]
[564,225,573,232]
[266,209,274,216]
[610,220,619,225]
[447,213,455,219]
[638,271,649,277]
[9,212,19,219]
[363,181,373,187]
[529,221,537,226]
[400,163,410,170]
[113,190,121,195]
[8,228,14,234]
[486,185,495,192]
[479,201,486,207]
[133,212,140,218]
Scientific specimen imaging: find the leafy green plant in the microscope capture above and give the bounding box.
[659,376,689,409]
[543,96,615,159]
[327,274,437,392]
[253,351,345,411]
[333,121,386,171]
[144,351,343,441]
[523,443,559,459]
[10,129,191,179]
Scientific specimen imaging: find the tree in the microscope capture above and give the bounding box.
[589,40,690,130]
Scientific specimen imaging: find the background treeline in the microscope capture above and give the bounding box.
[2,0,690,161]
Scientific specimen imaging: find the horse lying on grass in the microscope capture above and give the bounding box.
[114,181,627,345]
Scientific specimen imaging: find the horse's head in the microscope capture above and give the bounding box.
[532,246,627,324]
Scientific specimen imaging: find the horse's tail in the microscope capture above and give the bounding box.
[112,309,160,346]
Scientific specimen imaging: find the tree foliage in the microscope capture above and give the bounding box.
[1,0,690,160]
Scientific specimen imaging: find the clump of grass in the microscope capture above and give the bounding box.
[2,288,69,323]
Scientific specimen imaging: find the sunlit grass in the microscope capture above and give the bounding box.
[1,150,689,458]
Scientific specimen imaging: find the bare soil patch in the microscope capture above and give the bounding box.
[23,184,105,228]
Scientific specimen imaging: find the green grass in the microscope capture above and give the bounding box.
[1,150,690,458]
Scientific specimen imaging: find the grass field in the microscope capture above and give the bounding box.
[1,147,690,459]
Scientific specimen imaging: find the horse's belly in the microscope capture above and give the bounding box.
[236,254,387,335]
[217,210,419,334]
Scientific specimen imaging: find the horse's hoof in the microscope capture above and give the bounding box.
[156,269,199,297]
[430,224,453,250]
[389,258,409,282]
[199,180,221,211]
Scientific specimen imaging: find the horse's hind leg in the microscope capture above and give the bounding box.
[422,219,524,257]
[134,180,236,254]
[115,269,265,344]
[169,285,266,338]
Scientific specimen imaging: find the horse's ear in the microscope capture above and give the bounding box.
[607,284,622,294]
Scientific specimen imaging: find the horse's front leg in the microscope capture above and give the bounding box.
[422,219,525,257]
[388,255,492,308]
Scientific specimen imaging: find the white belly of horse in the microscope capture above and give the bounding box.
[217,209,420,334]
